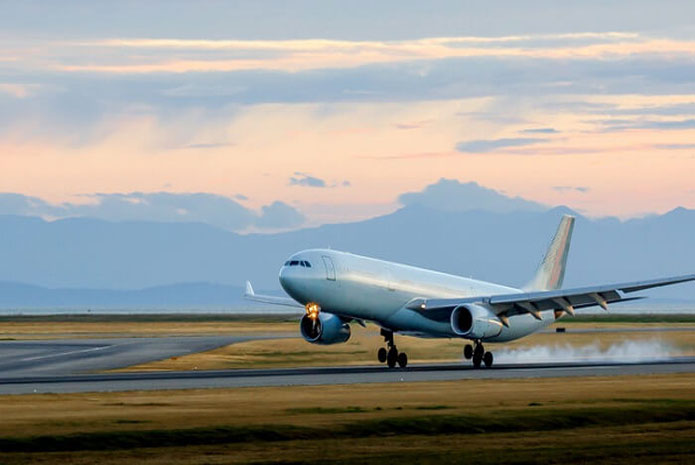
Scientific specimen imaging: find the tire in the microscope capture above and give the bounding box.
[387,348,398,368]
[472,353,482,369]
[463,344,473,360]
[377,347,387,363]
[397,352,408,368]
[483,351,493,368]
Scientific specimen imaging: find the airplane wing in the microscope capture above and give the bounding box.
[244,281,303,308]
[417,273,695,323]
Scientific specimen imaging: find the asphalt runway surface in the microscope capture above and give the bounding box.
[1,331,695,394]
[0,335,286,378]
[1,359,694,395]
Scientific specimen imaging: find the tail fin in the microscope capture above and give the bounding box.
[525,215,575,291]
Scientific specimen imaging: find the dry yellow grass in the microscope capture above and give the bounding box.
[0,320,296,339]
[1,373,694,438]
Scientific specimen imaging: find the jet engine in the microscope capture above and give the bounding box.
[450,304,503,339]
[300,312,351,345]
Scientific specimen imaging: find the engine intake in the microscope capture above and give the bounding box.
[450,304,503,340]
[300,312,351,345]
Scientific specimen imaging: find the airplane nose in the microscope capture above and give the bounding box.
[278,266,293,292]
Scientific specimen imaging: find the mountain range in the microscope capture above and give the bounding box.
[1,202,694,308]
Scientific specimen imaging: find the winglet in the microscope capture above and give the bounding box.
[525,215,575,291]
[245,280,255,297]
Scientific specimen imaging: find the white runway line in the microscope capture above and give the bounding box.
[20,344,112,362]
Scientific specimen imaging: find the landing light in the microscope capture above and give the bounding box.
[306,302,320,320]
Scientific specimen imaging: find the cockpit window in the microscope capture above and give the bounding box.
[289,260,299,266]
[284,261,291,266]
[285,259,311,267]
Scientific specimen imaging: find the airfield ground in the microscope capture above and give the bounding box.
[0,314,693,464]
[0,374,694,464]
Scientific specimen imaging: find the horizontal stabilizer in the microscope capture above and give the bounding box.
[243,280,303,308]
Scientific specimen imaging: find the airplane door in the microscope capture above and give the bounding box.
[321,256,336,281]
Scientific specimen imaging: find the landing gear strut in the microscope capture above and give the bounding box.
[464,341,493,369]
[377,329,407,368]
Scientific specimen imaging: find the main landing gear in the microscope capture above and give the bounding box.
[377,329,408,368]
[463,340,493,368]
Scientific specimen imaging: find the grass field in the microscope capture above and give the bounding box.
[0,374,693,464]
[0,314,297,340]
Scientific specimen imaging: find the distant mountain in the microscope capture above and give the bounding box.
[0,206,694,302]
[0,281,282,310]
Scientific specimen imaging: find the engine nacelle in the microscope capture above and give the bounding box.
[300,312,351,345]
[450,303,503,339]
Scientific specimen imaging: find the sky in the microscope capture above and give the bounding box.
[1,1,695,231]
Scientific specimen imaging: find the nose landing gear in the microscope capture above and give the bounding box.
[377,329,407,368]
[463,340,493,368]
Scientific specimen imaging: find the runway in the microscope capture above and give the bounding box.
[2,358,694,395]
[2,331,694,394]
[0,335,289,377]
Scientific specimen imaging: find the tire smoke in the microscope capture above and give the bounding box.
[494,338,679,364]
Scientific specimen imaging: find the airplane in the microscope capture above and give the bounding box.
[245,215,695,369]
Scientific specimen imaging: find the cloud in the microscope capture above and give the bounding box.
[34,33,695,75]
[0,83,40,98]
[3,2,695,44]
[289,172,327,188]
[455,137,548,153]
[398,178,547,213]
[255,201,305,229]
[521,127,559,134]
[552,186,590,193]
[182,142,234,149]
[654,143,695,150]
[0,193,65,217]
[599,118,695,132]
[0,192,304,232]
[639,119,695,130]
[4,52,695,141]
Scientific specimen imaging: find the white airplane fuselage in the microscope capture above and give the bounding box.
[279,249,552,343]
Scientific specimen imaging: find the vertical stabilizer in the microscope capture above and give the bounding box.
[525,215,575,291]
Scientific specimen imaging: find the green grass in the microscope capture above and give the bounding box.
[249,436,695,465]
[285,406,367,415]
[412,405,452,410]
[2,401,694,453]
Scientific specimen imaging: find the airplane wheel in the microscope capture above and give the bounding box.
[483,351,493,368]
[397,352,408,368]
[472,353,482,369]
[463,344,473,360]
[377,347,387,363]
[387,348,398,368]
